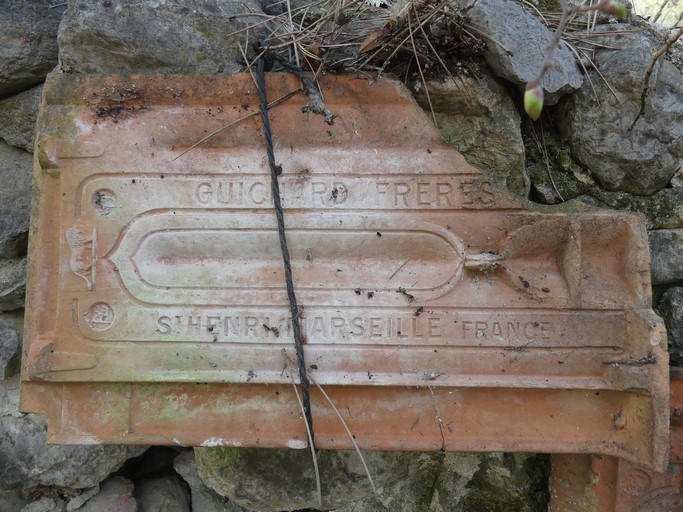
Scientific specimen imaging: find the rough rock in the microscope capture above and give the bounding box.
[66,486,99,511]
[659,287,683,366]
[458,0,583,103]
[332,453,445,512]
[558,25,683,196]
[337,452,548,511]
[0,258,27,312]
[196,448,549,511]
[196,448,441,511]
[0,1,64,96]
[672,167,683,188]
[0,490,28,512]
[0,374,21,418]
[0,376,148,490]
[0,85,42,151]
[74,477,136,512]
[174,450,249,512]
[58,0,265,75]
[436,452,549,512]
[414,74,529,197]
[649,229,683,285]
[529,160,590,206]
[21,497,67,512]
[0,311,22,379]
[592,188,683,230]
[134,476,191,512]
[527,133,683,229]
[0,141,32,259]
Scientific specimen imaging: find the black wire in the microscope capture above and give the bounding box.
[256,58,315,446]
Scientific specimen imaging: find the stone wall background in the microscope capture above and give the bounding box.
[633,0,682,26]
[0,0,681,510]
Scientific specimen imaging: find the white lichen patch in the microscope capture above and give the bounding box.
[286,439,308,449]
[200,437,243,447]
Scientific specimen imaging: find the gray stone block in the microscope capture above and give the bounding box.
[0,376,148,491]
[174,450,250,512]
[0,85,42,151]
[0,142,32,259]
[73,478,136,512]
[558,25,683,196]
[58,0,265,75]
[649,229,683,285]
[0,258,26,312]
[413,72,529,197]
[134,476,190,512]
[659,287,683,366]
[0,311,22,379]
[459,0,583,104]
[0,1,63,96]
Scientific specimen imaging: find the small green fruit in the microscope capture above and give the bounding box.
[524,83,544,121]
[599,0,627,19]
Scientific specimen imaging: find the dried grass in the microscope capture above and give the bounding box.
[236,0,487,118]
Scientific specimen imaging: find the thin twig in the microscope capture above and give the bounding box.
[569,29,639,37]
[630,27,683,130]
[238,31,257,85]
[520,0,548,24]
[652,0,670,24]
[456,20,513,53]
[224,13,279,39]
[408,8,436,124]
[306,371,377,493]
[286,0,301,66]
[590,7,598,34]
[357,2,446,80]
[171,89,302,161]
[427,385,446,451]
[529,0,625,92]
[539,121,565,202]
[570,38,622,49]
[534,0,572,88]
[586,52,619,101]
[415,6,469,96]
[282,351,377,493]
[389,259,410,279]
[291,376,322,509]
[570,45,599,104]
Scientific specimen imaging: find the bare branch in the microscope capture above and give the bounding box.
[630,27,683,130]
[524,0,627,119]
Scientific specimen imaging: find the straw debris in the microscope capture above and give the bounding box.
[237,0,487,107]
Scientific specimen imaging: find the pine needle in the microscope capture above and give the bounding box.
[171,88,301,161]
[291,377,323,509]
[408,8,436,124]
[307,371,378,493]
[282,350,377,494]
[534,121,565,203]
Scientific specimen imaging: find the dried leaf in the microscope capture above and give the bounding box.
[358,18,397,54]
[359,28,388,53]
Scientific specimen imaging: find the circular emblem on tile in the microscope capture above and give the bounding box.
[84,302,114,330]
[90,189,118,215]
[622,468,651,496]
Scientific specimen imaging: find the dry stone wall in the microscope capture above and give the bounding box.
[1,0,681,511]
